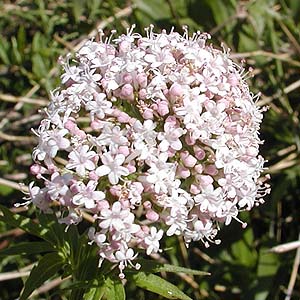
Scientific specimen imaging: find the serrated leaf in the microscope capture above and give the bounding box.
[131,272,192,300]
[20,252,64,300]
[0,241,55,257]
[104,277,125,300]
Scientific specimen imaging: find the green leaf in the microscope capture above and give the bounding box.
[72,0,85,23]
[0,241,55,257]
[17,26,26,54]
[20,252,64,300]
[32,32,42,53]
[131,272,192,300]
[11,36,22,64]
[83,286,105,300]
[0,36,10,65]
[0,204,52,243]
[231,229,257,267]
[137,259,210,276]
[32,53,47,79]
[38,212,66,247]
[133,0,171,20]
[0,184,14,196]
[104,277,125,300]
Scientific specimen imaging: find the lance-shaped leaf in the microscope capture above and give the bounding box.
[136,259,210,276]
[0,241,54,256]
[0,204,52,243]
[130,272,192,300]
[19,252,65,300]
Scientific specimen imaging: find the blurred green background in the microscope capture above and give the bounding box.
[1,0,300,299]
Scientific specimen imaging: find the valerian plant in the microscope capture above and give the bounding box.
[0,25,270,299]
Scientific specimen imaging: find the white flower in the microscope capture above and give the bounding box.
[85,92,113,120]
[144,227,163,255]
[72,180,105,209]
[96,153,129,185]
[157,125,185,152]
[194,186,224,216]
[66,145,97,176]
[46,172,72,200]
[99,201,130,230]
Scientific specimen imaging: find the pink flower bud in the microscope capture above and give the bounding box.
[180,151,189,160]
[96,200,110,211]
[204,165,218,176]
[121,84,134,100]
[91,120,102,130]
[165,115,177,127]
[70,183,80,194]
[136,73,147,88]
[123,73,132,83]
[194,164,203,174]
[89,171,99,181]
[167,147,176,157]
[190,184,201,194]
[138,89,147,99]
[143,108,154,119]
[146,210,159,222]
[117,111,131,123]
[141,225,150,234]
[74,128,86,139]
[169,83,183,97]
[194,146,205,160]
[143,201,152,210]
[64,119,76,131]
[150,103,158,112]
[133,182,144,194]
[126,164,136,173]
[198,175,213,186]
[30,164,42,175]
[157,100,169,116]
[177,165,190,178]
[183,154,197,168]
[185,134,196,145]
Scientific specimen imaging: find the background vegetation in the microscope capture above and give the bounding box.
[0,0,300,299]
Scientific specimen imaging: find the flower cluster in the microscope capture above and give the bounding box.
[28,25,270,277]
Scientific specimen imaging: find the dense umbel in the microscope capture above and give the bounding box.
[28,25,270,278]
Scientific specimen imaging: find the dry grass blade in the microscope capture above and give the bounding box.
[28,276,70,299]
[269,241,300,253]
[0,94,48,106]
[0,270,31,282]
[284,234,300,300]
